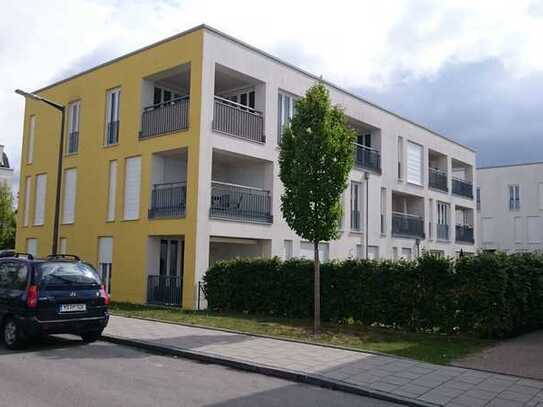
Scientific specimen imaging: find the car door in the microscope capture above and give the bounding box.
[0,261,9,319]
[5,261,29,314]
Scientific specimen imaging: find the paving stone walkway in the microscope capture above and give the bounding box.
[105,316,543,407]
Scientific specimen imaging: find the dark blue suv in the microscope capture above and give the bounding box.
[0,253,109,349]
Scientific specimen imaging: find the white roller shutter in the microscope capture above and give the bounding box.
[26,238,38,257]
[34,174,47,225]
[23,177,31,227]
[107,160,117,221]
[527,217,541,243]
[62,168,77,224]
[123,156,141,220]
[406,141,423,185]
[98,237,113,264]
[482,217,494,243]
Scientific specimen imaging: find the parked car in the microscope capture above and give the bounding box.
[0,253,109,349]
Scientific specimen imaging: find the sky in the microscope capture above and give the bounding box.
[2,0,543,191]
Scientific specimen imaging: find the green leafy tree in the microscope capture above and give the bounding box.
[0,183,16,249]
[279,82,355,333]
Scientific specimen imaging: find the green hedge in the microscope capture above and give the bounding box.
[203,252,543,338]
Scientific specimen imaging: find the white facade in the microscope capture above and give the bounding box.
[477,162,543,252]
[0,145,14,187]
[193,28,477,288]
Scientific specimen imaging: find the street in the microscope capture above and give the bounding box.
[0,336,400,407]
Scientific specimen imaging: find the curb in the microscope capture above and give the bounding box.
[102,333,437,407]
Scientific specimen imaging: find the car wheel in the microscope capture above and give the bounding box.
[3,317,24,350]
[80,330,103,343]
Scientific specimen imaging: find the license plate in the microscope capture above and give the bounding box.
[59,304,86,313]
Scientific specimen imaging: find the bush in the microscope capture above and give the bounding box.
[203,252,543,338]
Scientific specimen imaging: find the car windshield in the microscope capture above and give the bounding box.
[38,262,101,287]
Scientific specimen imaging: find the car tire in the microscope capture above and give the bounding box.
[80,330,103,343]
[3,317,25,350]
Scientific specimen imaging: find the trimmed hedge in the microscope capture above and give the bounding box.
[203,252,543,338]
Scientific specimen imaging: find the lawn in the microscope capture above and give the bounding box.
[109,302,493,365]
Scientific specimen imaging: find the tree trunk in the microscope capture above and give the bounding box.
[313,240,321,335]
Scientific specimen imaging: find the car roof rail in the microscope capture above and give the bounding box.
[0,250,16,258]
[9,252,34,260]
[46,254,81,261]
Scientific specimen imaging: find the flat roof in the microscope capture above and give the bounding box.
[33,24,476,153]
[478,161,543,170]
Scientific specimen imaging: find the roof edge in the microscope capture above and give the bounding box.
[478,161,543,170]
[31,23,476,153]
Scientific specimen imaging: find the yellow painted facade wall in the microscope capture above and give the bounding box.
[16,29,204,309]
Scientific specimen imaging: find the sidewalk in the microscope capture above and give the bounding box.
[104,316,543,407]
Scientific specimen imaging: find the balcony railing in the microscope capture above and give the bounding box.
[452,177,473,199]
[140,96,189,139]
[210,181,272,223]
[353,143,381,172]
[437,223,449,241]
[391,212,425,239]
[212,96,265,143]
[429,168,448,192]
[67,131,79,154]
[148,182,186,219]
[106,120,119,145]
[456,224,474,243]
[147,275,181,306]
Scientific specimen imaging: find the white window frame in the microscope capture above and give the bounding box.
[406,141,423,186]
[27,115,36,164]
[66,101,80,154]
[508,184,520,210]
[33,174,47,226]
[23,176,31,227]
[380,187,387,235]
[123,156,142,220]
[277,92,296,144]
[62,168,77,224]
[107,160,118,221]
[397,136,404,181]
[105,88,121,145]
[350,181,362,231]
[283,239,293,260]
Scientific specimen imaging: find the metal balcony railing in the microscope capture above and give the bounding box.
[212,96,265,143]
[106,120,119,145]
[391,212,425,238]
[456,224,474,243]
[354,143,381,172]
[210,181,272,223]
[140,96,189,139]
[437,223,449,241]
[452,177,473,199]
[67,131,79,154]
[148,182,186,219]
[429,168,448,192]
[147,275,181,306]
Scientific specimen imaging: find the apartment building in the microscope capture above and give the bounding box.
[16,25,476,309]
[0,145,14,186]
[477,162,543,252]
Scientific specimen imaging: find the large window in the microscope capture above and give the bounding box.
[508,184,520,210]
[34,174,47,226]
[277,92,295,144]
[350,181,362,231]
[105,88,121,145]
[67,101,80,154]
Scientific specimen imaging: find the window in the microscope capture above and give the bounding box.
[27,115,36,164]
[67,101,80,154]
[300,242,329,262]
[527,217,541,243]
[482,217,495,243]
[98,237,113,294]
[0,262,28,290]
[23,176,31,227]
[350,181,362,230]
[123,156,142,220]
[159,239,181,276]
[437,201,450,240]
[367,246,379,260]
[153,86,182,107]
[26,238,37,257]
[476,187,481,210]
[283,240,293,260]
[59,238,67,254]
[62,168,77,224]
[356,244,363,259]
[513,216,522,243]
[105,88,121,145]
[277,92,295,144]
[406,141,423,185]
[380,187,386,235]
[397,137,404,180]
[508,184,520,210]
[222,88,255,109]
[401,248,412,259]
[107,160,117,221]
[539,183,543,210]
[428,198,434,240]
[392,247,399,260]
[34,174,47,225]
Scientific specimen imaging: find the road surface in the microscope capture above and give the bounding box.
[0,336,401,407]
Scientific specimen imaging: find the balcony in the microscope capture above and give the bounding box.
[210,181,272,223]
[452,177,473,199]
[213,96,264,143]
[437,223,449,240]
[148,182,186,219]
[456,224,474,243]
[392,212,425,239]
[140,97,189,139]
[147,275,181,306]
[354,143,381,173]
[429,168,448,192]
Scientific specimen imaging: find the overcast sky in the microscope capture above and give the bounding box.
[2,0,543,190]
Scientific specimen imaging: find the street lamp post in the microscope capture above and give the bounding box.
[15,89,65,255]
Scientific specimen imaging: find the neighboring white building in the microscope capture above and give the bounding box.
[477,162,543,253]
[0,145,14,187]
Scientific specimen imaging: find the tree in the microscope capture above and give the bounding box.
[279,82,355,334]
[0,183,16,249]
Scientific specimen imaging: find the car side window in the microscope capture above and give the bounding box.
[0,262,28,290]
[0,262,9,289]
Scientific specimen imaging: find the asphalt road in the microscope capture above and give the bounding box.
[0,336,401,407]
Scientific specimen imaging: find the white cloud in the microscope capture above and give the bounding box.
[2,0,543,193]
